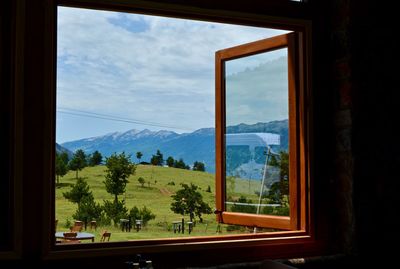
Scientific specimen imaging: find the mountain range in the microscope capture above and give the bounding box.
[61,120,288,173]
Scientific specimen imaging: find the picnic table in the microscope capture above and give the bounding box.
[55,231,95,242]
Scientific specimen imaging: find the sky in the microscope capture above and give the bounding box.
[56,7,288,143]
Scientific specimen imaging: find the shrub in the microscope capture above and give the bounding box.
[103,199,128,226]
[129,206,156,227]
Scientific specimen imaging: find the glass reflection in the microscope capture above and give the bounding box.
[225,48,289,217]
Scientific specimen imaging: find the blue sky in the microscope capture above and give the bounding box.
[56,7,288,143]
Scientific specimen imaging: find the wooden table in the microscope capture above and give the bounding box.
[55,232,95,242]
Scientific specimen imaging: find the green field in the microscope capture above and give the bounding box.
[56,164,261,242]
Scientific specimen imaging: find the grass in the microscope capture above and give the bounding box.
[55,164,262,242]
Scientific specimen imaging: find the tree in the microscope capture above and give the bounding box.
[150,149,163,166]
[73,195,103,225]
[173,158,187,169]
[103,199,128,226]
[170,183,212,223]
[231,196,256,214]
[68,149,87,179]
[103,152,136,202]
[136,151,143,163]
[89,150,102,166]
[129,206,156,227]
[138,177,145,187]
[266,150,289,205]
[55,152,69,184]
[166,156,174,167]
[63,178,93,204]
[192,161,205,172]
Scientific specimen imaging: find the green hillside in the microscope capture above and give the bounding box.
[55,164,261,242]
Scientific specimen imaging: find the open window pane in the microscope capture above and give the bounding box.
[225,48,290,218]
[216,33,301,230]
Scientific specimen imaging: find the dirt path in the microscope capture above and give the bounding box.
[160,188,173,196]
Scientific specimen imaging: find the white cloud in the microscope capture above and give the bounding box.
[56,7,287,142]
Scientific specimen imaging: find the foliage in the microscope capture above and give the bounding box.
[129,206,156,227]
[166,156,174,167]
[167,181,175,186]
[103,199,128,226]
[55,164,226,240]
[136,151,143,163]
[64,218,72,229]
[173,158,189,170]
[266,151,289,204]
[88,150,102,166]
[170,183,212,222]
[150,150,164,166]
[230,196,256,214]
[192,161,205,172]
[55,152,69,184]
[206,185,211,193]
[72,195,104,224]
[63,178,93,204]
[104,152,136,202]
[138,177,145,187]
[262,205,289,216]
[68,149,87,179]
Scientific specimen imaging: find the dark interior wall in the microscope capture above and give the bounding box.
[350,1,400,262]
[0,0,12,251]
[324,0,400,264]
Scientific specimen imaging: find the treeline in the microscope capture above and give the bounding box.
[55,149,103,183]
[56,148,207,185]
[138,149,206,172]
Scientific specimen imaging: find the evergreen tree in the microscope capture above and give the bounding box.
[63,178,93,204]
[150,149,164,166]
[68,149,87,179]
[103,152,136,202]
[166,156,174,167]
[73,195,103,225]
[55,152,69,184]
[129,206,156,227]
[103,199,128,226]
[89,150,102,166]
[136,151,143,163]
[174,158,187,169]
[192,161,205,172]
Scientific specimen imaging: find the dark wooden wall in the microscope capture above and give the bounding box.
[1,0,399,268]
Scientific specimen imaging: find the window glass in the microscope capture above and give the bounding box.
[225,49,290,218]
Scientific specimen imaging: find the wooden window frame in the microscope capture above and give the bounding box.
[215,32,307,232]
[4,0,327,265]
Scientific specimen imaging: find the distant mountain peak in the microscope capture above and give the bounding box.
[60,120,288,173]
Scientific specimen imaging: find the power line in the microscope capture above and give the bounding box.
[57,107,195,131]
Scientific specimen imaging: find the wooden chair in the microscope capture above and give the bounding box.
[100,230,111,242]
[61,232,80,243]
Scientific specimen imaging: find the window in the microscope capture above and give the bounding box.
[215,33,308,232]
[1,0,326,266]
[41,0,317,263]
[55,7,292,242]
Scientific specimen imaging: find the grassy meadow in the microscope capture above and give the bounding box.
[55,164,261,242]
